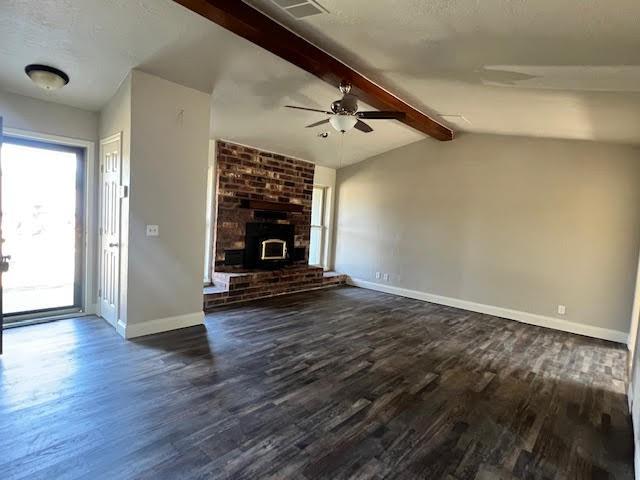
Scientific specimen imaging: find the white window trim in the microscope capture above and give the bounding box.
[310,184,334,270]
[203,140,216,284]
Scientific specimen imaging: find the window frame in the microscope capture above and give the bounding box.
[309,185,329,269]
[203,140,216,285]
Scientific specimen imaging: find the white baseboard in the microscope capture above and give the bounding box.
[347,278,628,344]
[116,311,205,339]
[116,319,127,338]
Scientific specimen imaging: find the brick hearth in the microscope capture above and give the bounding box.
[204,267,346,310]
[205,141,345,310]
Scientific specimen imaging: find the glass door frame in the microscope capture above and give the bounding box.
[1,135,86,322]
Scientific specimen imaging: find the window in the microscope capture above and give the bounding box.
[309,185,328,268]
[204,141,216,283]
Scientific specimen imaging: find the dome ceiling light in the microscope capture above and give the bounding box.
[329,115,358,133]
[25,64,69,91]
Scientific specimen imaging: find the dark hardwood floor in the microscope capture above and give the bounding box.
[0,287,633,479]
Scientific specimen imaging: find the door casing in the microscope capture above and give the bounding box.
[98,133,123,327]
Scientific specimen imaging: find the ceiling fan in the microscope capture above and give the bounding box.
[285,81,406,134]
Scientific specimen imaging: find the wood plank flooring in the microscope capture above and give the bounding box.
[0,287,633,479]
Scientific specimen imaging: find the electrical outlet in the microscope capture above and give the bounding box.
[146,225,159,237]
[375,272,381,280]
[383,273,389,282]
[557,305,566,315]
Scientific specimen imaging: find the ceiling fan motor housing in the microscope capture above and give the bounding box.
[341,94,358,114]
[332,95,359,115]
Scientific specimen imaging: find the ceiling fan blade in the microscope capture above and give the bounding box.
[305,118,330,128]
[354,120,373,133]
[357,111,406,120]
[285,105,332,114]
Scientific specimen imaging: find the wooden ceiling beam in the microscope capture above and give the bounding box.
[172,0,454,141]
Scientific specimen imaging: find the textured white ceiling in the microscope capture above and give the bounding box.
[247,0,640,145]
[2,0,640,169]
[0,0,422,168]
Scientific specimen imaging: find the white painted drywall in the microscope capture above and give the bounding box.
[628,253,640,359]
[0,90,97,141]
[314,164,336,187]
[630,327,640,478]
[334,134,640,336]
[126,70,210,327]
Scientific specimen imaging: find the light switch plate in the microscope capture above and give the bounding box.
[146,225,159,237]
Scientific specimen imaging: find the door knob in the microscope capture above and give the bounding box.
[109,243,119,248]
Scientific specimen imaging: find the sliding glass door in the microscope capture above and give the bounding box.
[1,137,84,320]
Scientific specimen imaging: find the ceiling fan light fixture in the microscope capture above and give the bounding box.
[330,115,357,133]
[25,64,69,91]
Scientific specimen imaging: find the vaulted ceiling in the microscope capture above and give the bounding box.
[1,0,639,168]
[246,0,640,145]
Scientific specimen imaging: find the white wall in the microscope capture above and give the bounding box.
[124,70,210,335]
[334,134,640,341]
[628,254,640,363]
[629,324,640,478]
[314,164,336,188]
[1,90,97,141]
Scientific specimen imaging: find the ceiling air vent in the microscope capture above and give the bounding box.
[270,0,327,19]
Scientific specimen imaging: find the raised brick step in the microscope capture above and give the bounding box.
[204,267,346,310]
[322,272,348,287]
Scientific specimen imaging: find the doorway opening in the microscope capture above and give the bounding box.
[1,136,85,322]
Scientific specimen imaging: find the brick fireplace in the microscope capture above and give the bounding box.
[204,141,345,309]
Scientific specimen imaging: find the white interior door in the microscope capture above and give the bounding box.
[98,135,122,327]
